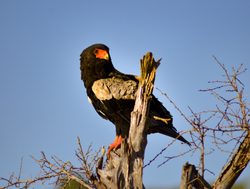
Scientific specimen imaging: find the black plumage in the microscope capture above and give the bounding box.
[80,44,190,153]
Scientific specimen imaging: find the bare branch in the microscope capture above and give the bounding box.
[213,132,250,189]
[0,139,106,189]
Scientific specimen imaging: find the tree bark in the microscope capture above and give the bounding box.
[98,53,160,189]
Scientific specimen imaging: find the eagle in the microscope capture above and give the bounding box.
[80,44,190,156]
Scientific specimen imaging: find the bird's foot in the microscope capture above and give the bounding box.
[107,135,123,158]
[153,116,171,124]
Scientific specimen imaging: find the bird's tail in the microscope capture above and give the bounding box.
[157,126,191,145]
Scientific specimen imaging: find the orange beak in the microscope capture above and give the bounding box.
[94,48,109,60]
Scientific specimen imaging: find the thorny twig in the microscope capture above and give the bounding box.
[0,138,104,189]
[154,57,249,179]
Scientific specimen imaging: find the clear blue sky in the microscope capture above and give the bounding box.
[0,1,250,188]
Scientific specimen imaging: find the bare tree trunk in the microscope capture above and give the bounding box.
[98,53,160,189]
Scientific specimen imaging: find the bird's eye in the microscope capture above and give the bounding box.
[94,49,99,55]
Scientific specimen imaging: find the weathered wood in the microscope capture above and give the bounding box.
[212,132,250,189]
[127,52,159,188]
[180,162,212,189]
[97,53,160,189]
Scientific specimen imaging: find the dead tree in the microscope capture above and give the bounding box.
[179,57,250,189]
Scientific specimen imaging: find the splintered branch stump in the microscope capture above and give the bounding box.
[180,163,212,189]
[98,52,160,189]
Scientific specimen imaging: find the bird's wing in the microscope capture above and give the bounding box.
[91,76,190,144]
[92,77,138,101]
[90,77,138,126]
[148,96,190,145]
[92,77,172,126]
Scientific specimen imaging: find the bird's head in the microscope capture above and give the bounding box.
[80,44,115,87]
[81,43,111,62]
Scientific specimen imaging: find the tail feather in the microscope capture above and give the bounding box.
[157,126,191,145]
